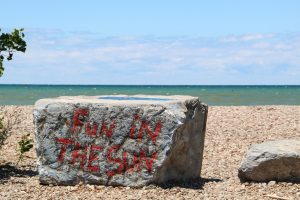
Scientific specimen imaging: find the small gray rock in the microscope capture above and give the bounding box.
[238,140,300,182]
[268,181,276,186]
[34,95,208,187]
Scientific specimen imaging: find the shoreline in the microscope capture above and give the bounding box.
[0,105,299,199]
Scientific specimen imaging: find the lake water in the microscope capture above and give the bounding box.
[0,84,299,106]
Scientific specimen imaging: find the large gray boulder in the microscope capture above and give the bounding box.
[238,140,300,182]
[33,95,208,187]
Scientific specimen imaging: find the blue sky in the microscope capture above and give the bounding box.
[0,1,300,84]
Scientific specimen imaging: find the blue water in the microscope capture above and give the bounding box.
[0,84,300,106]
[100,96,173,101]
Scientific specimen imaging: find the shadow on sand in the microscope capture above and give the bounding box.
[156,177,223,189]
[0,165,223,189]
[0,163,37,183]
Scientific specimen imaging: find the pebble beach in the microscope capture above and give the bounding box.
[0,105,299,199]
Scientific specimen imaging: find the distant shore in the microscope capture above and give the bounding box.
[0,105,299,199]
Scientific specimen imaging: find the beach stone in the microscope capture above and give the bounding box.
[238,140,300,182]
[33,95,208,187]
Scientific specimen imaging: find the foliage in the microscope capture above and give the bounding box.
[0,28,27,77]
[0,109,17,149]
[17,134,33,165]
[0,109,33,165]
[0,117,8,148]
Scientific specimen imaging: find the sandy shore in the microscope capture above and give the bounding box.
[0,105,299,199]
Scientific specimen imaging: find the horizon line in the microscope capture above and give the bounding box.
[0,84,299,87]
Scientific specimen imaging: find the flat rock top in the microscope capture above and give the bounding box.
[35,95,199,107]
[249,139,300,155]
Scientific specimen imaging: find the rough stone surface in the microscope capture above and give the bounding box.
[238,139,300,182]
[33,95,208,187]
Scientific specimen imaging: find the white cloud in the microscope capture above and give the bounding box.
[221,33,275,42]
[1,30,300,84]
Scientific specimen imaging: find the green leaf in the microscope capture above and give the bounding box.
[17,133,33,165]
[0,61,4,77]
[0,28,27,77]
